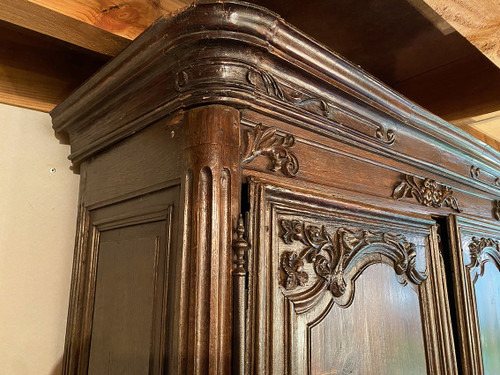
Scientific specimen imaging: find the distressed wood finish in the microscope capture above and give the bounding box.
[50,1,500,374]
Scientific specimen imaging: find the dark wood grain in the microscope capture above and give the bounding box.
[50,1,500,374]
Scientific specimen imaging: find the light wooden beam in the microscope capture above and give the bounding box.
[0,22,109,112]
[29,0,192,40]
[0,0,130,56]
[421,0,500,68]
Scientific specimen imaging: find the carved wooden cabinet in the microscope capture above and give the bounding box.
[51,1,500,374]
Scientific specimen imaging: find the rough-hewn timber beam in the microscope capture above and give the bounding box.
[0,0,130,56]
[29,0,192,39]
[422,0,500,68]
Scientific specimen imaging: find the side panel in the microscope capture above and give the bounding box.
[67,187,178,375]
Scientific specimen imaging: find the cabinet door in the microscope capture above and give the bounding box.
[246,183,456,374]
[449,216,500,375]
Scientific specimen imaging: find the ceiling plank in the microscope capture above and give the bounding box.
[28,0,192,39]
[421,0,500,68]
[0,0,130,56]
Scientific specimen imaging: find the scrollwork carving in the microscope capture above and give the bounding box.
[392,174,461,212]
[470,165,481,179]
[375,126,395,145]
[494,200,500,221]
[279,219,426,312]
[468,236,500,283]
[242,124,299,177]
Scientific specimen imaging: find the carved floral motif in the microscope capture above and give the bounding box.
[242,124,299,177]
[392,174,461,212]
[468,236,500,283]
[279,219,426,312]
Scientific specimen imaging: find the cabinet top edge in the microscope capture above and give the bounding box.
[50,0,500,166]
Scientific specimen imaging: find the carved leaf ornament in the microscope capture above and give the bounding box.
[279,219,427,312]
[242,124,299,177]
[468,236,500,284]
[392,174,461,212]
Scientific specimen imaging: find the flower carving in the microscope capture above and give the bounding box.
[392,174,461,212]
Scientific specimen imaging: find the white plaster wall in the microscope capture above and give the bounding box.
[0,103,79,375]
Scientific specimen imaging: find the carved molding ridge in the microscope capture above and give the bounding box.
[468,236,500,283]
[242,124,299,177]
[279,219,426,313]
[247,69,396,146]
[174,63,396,147]
[392,174,461,212]
[469,165,500,188]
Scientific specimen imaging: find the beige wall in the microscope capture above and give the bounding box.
[0,104,79,374]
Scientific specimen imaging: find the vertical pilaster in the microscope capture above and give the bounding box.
[179,105,241,374]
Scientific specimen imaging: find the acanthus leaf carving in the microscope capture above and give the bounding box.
[468,236,500,283]
[392,174,461,212]
[242,124,299,177]
[278,219,426,313]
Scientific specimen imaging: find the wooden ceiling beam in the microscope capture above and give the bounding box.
[28,0,192,40]
[421,0,500,69]
[0,0,130,56]
[0,21,109,112]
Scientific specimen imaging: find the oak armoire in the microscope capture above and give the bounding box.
[51,1,500,374]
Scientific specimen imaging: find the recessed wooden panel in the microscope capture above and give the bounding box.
[84,119,183,208]
[88,223,164,375]
[474,262,500,374]
[450,216,500,374]
[310,263,426,375]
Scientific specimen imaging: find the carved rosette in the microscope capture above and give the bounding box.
[279,219,426,312]
[392,174,461,212]
[242,124,299,177]
[467,236,500,283]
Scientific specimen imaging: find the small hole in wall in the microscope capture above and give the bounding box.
[50,167,56,173]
